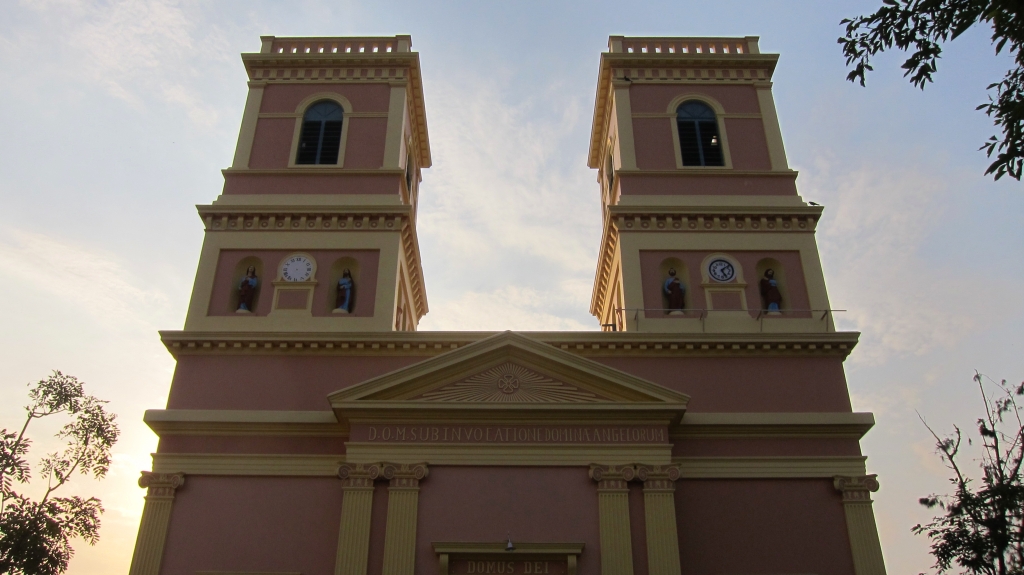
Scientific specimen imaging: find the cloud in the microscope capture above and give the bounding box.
[0,228,173,332]
[805,155,989,364]
[416,71,602,330]
[6,0,222,127]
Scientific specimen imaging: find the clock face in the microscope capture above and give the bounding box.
[281,255,314,282]
[708,259,736,282]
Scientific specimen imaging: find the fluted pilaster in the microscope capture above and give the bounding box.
[834,475,887,575]
[128,472,185,575]
[335,463,383,575]
[589,464,637,575]
[637,465,682,575]
[381,462,429,575]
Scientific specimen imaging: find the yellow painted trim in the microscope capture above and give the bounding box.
[756,84,790,170]
[143,409,342,437]
[613,83,637,170]
[382,85,408,169]
[128,473,184,575]
[231,83,265,169]
[344,443,672,466]
[676,412,874,439]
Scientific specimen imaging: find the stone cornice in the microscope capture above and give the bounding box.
[609,204,822,233]
[158,330,859,359]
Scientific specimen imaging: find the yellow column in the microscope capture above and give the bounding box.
[381,463,429,575]
[834,475,887,575]
[637,465,682,575]
[335,463,383,575]
[589,464,636,575]
[128,472,185,575]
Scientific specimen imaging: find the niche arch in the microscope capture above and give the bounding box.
[229,256,264,313]
[756,257,790,313]
[329,257,360,314]
[658,257,691,315]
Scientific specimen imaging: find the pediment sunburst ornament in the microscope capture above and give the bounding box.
[419,363,602,403]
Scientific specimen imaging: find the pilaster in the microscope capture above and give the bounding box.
[231,81,266,169]
[589,464,636,575]
[754,83,789,171]
[637,465,682,575]
[335,463,383,575]
[128,472,185,575]
[381,462,429,575]
[834,475,887,575]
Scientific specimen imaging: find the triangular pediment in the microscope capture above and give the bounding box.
[328,332,689,421]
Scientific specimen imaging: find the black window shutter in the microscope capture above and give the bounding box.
[296,121,322,164]
[677,121,702,166]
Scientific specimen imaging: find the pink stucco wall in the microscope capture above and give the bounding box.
[676,479,856,575]
[618,174,798,195]
[165,355,425,410]
[724,118,772,170]
[222,172,401,195]
[207,249,379,317]
[594,356,853,412]
[629,84,760,114]
[416,467,601,575]
[260,83,391,114]
[160,476,342,575]
[638,250,811,317]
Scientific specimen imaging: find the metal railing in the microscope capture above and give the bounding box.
[607,308,846,333]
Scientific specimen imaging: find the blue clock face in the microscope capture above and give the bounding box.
[708,259,735,282]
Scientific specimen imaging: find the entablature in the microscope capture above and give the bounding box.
[157,330,859,360]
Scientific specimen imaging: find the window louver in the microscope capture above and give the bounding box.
[676,101,724,167]
[296,101,344,165]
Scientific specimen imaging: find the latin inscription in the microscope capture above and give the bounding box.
[353,424,668,444]
[450,560,566,574]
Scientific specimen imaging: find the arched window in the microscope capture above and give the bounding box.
[676,101,724,167]
[296,101,344,165]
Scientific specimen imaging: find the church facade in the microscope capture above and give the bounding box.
[128,35,887,575]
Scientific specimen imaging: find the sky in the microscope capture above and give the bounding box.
[0,0,1022,573]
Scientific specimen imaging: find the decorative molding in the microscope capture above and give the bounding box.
[609,205,821,233]
[433,543,585,575]
[345,443,671,467]
[152,453,342,476]
[159,330,859,360]
[673,456,868,478]
[834,475,887,575]
[675,412,875,439]
[144,409,343,437]
[418,362,603,403]
[128,472,186,575]
[589,465,635,575]
[834,474,880,502]
[381,463,428,575]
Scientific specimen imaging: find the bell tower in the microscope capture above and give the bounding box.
[183,35,430,332]
[590,36,832,334]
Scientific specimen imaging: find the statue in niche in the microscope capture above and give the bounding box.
[760,268,783,314]
[236,266,258,313]
[334,269,354,313]
[663,268,686,315]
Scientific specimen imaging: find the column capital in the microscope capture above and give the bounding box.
[637,464,681,491]
[338,463,383,488]
[138,472,185,497]
[589,464,638,491]
[382,462,429,489]
[833,474,880,503]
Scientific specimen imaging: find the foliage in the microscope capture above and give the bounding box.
[839,0,1024,180]
[914,372,1024,575]
[0,371,119,575]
